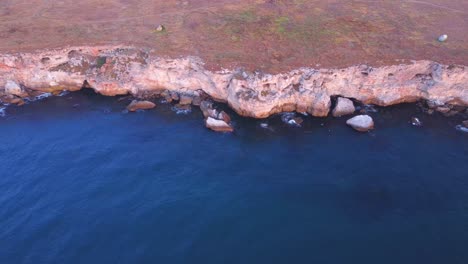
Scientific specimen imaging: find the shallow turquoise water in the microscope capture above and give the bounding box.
[0,91,467,263]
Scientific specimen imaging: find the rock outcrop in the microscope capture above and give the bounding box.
[346,115,374,132]
[1,46,467,120]
[126,100,156,112]
[332,97,355,117]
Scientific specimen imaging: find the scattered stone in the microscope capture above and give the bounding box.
[155,25,165,32]
[126,100,156,112]
[0,107,6,117]
[462,120,468,128]
[438,34,448,42]
[346,115,374,132]
[260,122,269,128]
[179,94,193,105]
[205,117,233,132]
[411,117,422,126]
[332,97,355,117]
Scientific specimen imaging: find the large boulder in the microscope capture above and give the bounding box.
[346,115,374,132]
[126,100,156,112]
[205,117,233,132]
[332,97,355,117]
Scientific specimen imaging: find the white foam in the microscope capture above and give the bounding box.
[35,93,53,100]
[58,90,70,97]
[455,125,468,133]
[0,107,6,117]
[171,106,192,115]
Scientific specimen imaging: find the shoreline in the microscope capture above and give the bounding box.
[1,46,467,131]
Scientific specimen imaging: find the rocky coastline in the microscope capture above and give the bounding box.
[1,46,467,132]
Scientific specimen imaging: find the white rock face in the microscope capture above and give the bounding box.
[205,117,233,132]
[4,80,24,97]
[346,115,374,132]
[332,97,355,117]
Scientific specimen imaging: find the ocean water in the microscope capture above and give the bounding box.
[0,90,467,264]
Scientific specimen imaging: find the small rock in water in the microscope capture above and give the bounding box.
[346,115,374,132]
[260,123,269,128]
[455,125,468,133]
[205,117,233,133]
[281,112,302,126]
[438,34,448,42]
[411,117,423,127]
[126,100,156,112]
[288,117,303,127]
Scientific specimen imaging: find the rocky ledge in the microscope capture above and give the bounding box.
[1,46,467,132]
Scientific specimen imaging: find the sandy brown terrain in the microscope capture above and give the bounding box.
[0,0,467,72]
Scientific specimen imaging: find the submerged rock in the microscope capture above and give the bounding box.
[260,122,269,128]
[346,115,374,132]
[411,117,423,127]
[205,117,233,132]
[332,97,355,117]
[126,100,156,112]
[463,120,468,128]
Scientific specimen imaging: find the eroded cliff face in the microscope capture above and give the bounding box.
[1,46,467,118]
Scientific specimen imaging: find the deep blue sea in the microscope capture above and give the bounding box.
[1,90,467,264]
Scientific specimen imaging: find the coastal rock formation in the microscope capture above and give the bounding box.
[346,115,374,132]
[332,97,355,117]
[127,100,156,112]
[1,46,467,120]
